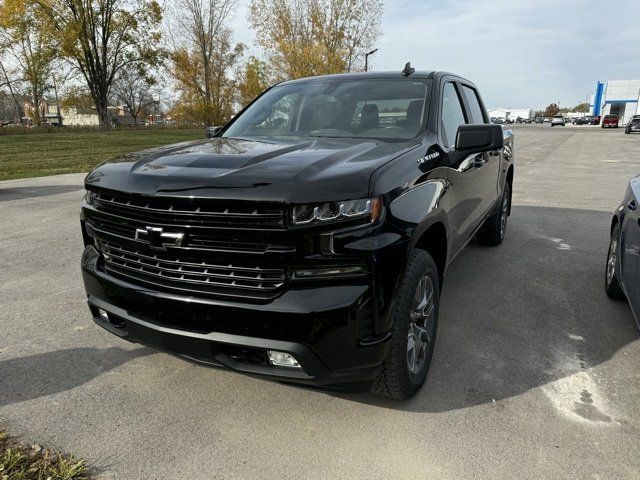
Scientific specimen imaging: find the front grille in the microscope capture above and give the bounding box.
[84,190,295,255]
[85,189,294,301]
[85,213,295,255]
[91,190,286,229]
[99,241,286,301]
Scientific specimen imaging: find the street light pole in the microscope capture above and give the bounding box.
[364,48,379,72]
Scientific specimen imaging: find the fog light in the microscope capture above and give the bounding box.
[267,350,301,368]
[98,308,109,322]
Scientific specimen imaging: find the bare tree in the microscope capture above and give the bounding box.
[111,65,158,125]
[0,58,25,123]
[167,0,243,125]
[341,0,383,71]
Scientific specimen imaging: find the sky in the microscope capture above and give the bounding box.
[227,0,640,110]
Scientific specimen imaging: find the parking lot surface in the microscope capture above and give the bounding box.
[1,125,639,479]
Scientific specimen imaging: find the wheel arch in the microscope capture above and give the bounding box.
[506,165,514,215]
[413,221,448,286]
[611,213,620,234]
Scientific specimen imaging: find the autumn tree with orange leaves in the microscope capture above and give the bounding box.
[34,0,164,128]
[236,56,271,108]
[249,0,383,81]
[0,0,56,125]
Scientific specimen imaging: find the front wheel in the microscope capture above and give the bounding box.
[477,182,511,246]
[605,223,626,300]
[373,249,439,400]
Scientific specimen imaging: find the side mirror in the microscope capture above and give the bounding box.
[455,124,504,153]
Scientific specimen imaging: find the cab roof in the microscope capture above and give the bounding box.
[281,71,436,84]
[279,70,476,87]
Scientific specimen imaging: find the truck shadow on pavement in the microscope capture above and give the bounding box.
[0,185,83,201]
[0,347,150,408]
[334,206,639,414]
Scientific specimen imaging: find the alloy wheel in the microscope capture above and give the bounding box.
[499,187,510,238]
[607,231,618,285]
[407,275,436,375]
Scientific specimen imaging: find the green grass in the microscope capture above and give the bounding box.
[0,129,204,181]
[0,430,90,479]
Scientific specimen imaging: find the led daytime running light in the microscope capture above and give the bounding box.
[292,198,381,225]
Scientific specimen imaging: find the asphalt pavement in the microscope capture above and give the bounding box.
[1,124,639,479]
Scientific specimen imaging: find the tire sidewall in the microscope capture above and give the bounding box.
[393,250,440,390]
[606,224,620,289]
[499,182,511,241]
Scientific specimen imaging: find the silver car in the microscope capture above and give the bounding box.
[550,115,565,127]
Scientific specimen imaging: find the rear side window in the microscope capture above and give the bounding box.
[461,85,486,124]
[441,82,466,148]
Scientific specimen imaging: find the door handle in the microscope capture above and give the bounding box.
[628,200,637,211]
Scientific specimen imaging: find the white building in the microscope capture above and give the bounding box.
[488,108,532,122]
[60,106,136,126]
[592,80,640,124]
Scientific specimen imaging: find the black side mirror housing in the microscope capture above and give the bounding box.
[455,124,504,153]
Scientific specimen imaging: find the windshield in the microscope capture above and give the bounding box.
[223,78,431,142]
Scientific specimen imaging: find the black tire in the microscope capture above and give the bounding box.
[373,249,439,400]
[605,223,626,300]
[477,182,511,246]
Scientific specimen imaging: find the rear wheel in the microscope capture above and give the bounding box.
[605,223,625,300]
[373,249,439,400]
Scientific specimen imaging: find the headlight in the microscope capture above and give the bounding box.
[291,197,382,225]
[83,190,94,204]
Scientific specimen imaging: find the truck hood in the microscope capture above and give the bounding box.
[85,137,418,203]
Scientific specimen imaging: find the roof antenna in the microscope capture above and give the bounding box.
[401,62,415,77]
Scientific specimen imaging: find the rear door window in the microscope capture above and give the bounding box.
[461,85,487,124]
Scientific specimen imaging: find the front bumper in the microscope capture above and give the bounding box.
[82,246,391,390]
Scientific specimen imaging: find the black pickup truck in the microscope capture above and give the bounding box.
[81,70,514,399]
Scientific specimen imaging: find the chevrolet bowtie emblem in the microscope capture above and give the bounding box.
[135,226,184,250]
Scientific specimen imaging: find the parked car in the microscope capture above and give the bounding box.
[551,115,565,126]
[523,118,532,124]
[606,176,640,330]
[206,125,221,138]
[602,114,619,128]
[543,117,552,123]
[626,116,640,134]
[80,70,514,400]
[492,117,505,124]
[534,117,544,124]
[572,116,593,125]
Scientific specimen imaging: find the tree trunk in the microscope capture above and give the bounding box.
[95,95,110,129]
[32,90,42,126]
